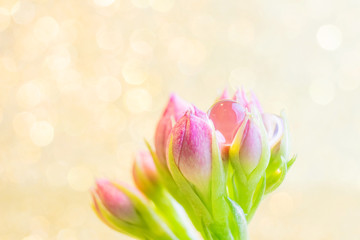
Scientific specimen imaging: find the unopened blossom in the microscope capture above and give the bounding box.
[133,151,159,195]
[94,179,141,224]
[155,94,190,168]
[168,108,213,196]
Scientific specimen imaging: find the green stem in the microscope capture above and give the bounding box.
[152,188,199,240]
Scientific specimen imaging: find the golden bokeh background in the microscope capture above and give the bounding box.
[0,0,359,239]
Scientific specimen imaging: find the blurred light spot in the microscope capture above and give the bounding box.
[1,55,18,72]
[19,33,47,62]
[269,192,294,217]
[56,68,83,93]
[190,15,216,40]
[13,112,36,138]
[96,25,123,50]
[60,20,79,44]
[30,216,50,236]
[99,105,127,133]
[150,0,174,12]
[306,0,335,20]
[130,29,155,55]
[122,60,148,85]
[95,76,122,102]
[93,0,115,7]
[229,67,257,90]
[309,78,335,105]
[131,0,149,8]
[124,88,152,113]
[170,38,207,75]
[17,82,42,108]
[63,206,88,227]
[0,8,11,32]
[46,162,68,187]
[145,72,163,96]
[34,16,59,44]
[67,166,93,192]
[338,75,360,91]
[22,235,43,240]
[168,38,207,65]
[30,121,54,147]
[317,25,342,51]
[338,52,360,91]
[46,46,71,70]
[62,105,90,137]
[228,20,255,46]
[11,0,36,25]
[57,228,77,240]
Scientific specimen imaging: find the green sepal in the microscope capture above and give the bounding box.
[92,194,152,240]
[265,111,296,194]
[226,197,248,240]
[265,159,287,194]
[210,128,228,223]
[265,155,296,194]
[113,184,179,240]
[167,136,212,226]
[287,155,297,170]
[201,219,215,240]
[145,140,202,233]
[229,116,249,187]
[229,109,270,214]
[246,107,271,190]
[151,188,199,240]
[145,140,178,195]
[246,174,266,222]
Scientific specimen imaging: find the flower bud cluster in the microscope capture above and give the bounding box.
[91,88,296,240]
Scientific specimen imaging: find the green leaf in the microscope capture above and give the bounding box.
[225,197,248,240]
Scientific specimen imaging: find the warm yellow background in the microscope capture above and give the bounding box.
[0,0,359,239]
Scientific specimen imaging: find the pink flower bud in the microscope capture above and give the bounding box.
[168,109,212,195]
[208,100,246,160]
[208,99,263,174]
[155,94,191,167]
[233,88,263,113]
[237,120,263,175]
[262,113,284,153]
[94,179,140,224]
[218,88,230,100]
[133,151,159,195]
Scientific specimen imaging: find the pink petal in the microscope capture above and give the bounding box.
[218,88,230,100]
[155,94,190,167]
[262,113,283,151]
[238,120,262,174]
[133,151,158,193]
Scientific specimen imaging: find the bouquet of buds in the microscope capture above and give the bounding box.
[91,89,296,240]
